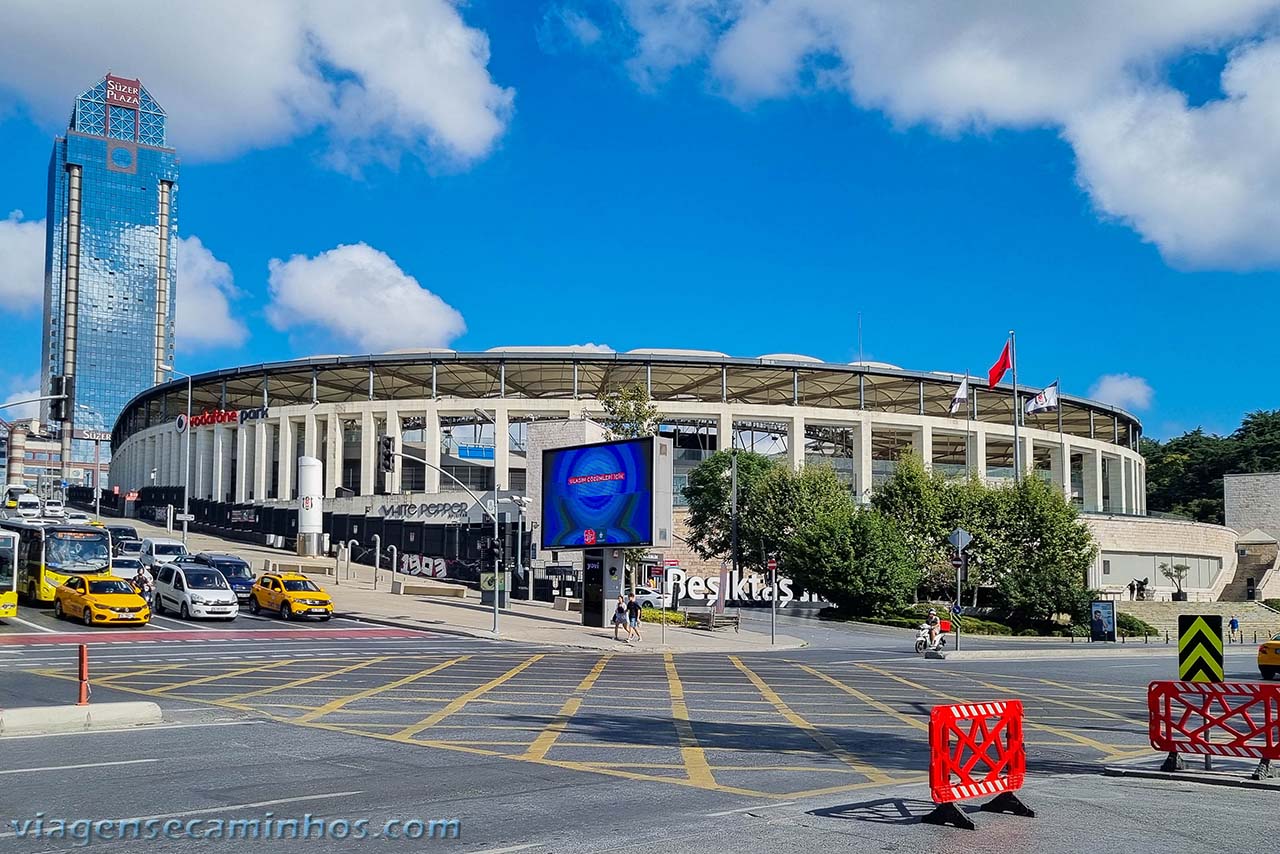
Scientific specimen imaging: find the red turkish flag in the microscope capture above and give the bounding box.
[988,340,1012,388]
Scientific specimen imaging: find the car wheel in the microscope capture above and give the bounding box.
[180,602,190,620]
[1262,667,1277,680]
[249,596,260,615]
[53,600,64,620]
[280,603,291,621]
[320,614,331,622]
[154,596,164,616]
[81,606,93,627]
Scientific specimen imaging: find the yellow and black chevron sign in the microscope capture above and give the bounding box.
[1178,614,1224,682]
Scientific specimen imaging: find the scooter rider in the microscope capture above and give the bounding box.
[925,608,941,649]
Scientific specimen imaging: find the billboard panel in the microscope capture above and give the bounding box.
[541,437,655,549]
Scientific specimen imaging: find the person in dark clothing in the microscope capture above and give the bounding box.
[612,595,628,642]
[626,593,643,642]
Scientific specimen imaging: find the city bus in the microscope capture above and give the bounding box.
[0,519,112,604]
[0,531,16,619]
[3,485,31,512]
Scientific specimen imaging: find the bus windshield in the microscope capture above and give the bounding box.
[0,539,14,591]
[44,531,111,573]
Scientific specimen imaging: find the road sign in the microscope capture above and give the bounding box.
[947,528,973,552]
[663,558,680,567]
[1178,614,1224,682]
[648,565,665,581]
[175,513,195,522]
[480,572,508,592]
[950,556,964,570]
[767,557,777,572]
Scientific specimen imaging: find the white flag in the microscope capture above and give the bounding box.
[1025,381,1059,414]
[949,376,969,415]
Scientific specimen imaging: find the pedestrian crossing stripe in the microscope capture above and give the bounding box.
[1177,615,1224,683]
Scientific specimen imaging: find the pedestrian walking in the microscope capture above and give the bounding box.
[1229,614,1240,643]
[612,595,628,642]
[626,593,643,642]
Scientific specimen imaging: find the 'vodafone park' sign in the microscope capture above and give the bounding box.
[176,407,269,433]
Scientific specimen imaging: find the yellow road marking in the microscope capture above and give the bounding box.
[219,657,391,704]
[295,656,469,724]
[392,655,545,740]
[664,653,716,788]
[149,659,299,693]
[796,665,927,731]
[523,655,611,761]
[732,657,892,784]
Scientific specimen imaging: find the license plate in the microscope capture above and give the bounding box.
[310,608,329,614]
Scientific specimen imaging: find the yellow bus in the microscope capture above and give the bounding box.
[0,531,16,619]
[0,519,112,604]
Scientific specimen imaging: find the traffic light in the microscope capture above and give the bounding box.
[378,435,396,473]
[50,375,74,423]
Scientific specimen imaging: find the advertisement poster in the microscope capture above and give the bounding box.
[1090,600,1117,642]
[541,438,654,549]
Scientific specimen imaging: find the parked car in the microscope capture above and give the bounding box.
[111,556,145,578]
[1259,632,1280,680]
[140,537,187,570]
[189,552,255,603]
[153,563,238,621]
[250,572,333,621]
[64,510,92,525]
[632,586,673,609]
[53,575,150,626]
[42,499,65,518]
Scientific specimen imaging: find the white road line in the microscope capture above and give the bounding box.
[0,719,261,741]
[0,758,159,776]
[0,790,363,840]
[474,845,543,854]
[148,615,191,628]
[704,801,797,817]
[4,616,58,634]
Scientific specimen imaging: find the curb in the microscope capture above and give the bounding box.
[1103,764,1280,791]
[0,702,162,737]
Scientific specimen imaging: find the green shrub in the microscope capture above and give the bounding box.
[1116,612,1158,636]
[1263,599,1280,613]
[640,607,688,626]
[1017,628,1039,636]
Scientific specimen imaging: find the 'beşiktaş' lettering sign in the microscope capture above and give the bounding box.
[176,407,270,433]
[377,502,470,520]
[666,567,795,608]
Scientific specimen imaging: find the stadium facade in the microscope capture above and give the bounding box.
[106,348,1241,600]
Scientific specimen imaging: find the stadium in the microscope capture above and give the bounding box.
[105,348,1239,601]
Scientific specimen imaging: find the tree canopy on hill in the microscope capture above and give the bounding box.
[1142,410,1280,524]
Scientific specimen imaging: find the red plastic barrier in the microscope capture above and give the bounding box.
[1148,680,1280,760]
[929,700,1026,804]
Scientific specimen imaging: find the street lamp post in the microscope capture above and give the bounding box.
[472,409,504,632]
[159,363,192,545]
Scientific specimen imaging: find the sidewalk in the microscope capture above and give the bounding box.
[111,515,805,654]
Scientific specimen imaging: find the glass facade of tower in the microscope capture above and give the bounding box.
[42,75,178,472]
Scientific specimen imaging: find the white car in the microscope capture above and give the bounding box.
[43,499,65,517]
[153,563,238,620]
[632,586,673,609]
[65,510,92,525]
[140,537,187,570]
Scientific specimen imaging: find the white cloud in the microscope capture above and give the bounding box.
[567,342,614,352]
[0,210,45,311]
[2,386,41,421]
[0,0,513,168]
[1089,374,1154,411]
[265,243,465,352]
[175,235,248,352]
[612,0,1280,268]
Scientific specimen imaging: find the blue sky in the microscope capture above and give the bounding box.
[2,1,1279,439]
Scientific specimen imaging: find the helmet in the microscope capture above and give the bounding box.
[928,608,937,615]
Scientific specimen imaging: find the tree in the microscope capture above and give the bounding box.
[600,382,659,440]
[1159,561,1189,595]
[871,452,949,596]
[785,505,918,617]
[682,450,777,566]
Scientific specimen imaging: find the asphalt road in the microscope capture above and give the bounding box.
[0,609,1272,853]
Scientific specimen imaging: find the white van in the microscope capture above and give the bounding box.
[140,537,187,571]
[15,494,41,518]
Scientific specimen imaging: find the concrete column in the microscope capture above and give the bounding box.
[211,426,226,503]
[425,408,441,493]
[143,436,155,488]
[789,414,805,471]
[970,428,988,480]
[303,413,318,459]
[234,426,249,503]
[914,424,933,470]
[493,407,510,490]
[858,419,873,503]
[1082,448,1103,512]
[1110,456,1127,514]
[1050,441,1070,500]
[252,421,269,501]
[359,409,376,496]
[195,429,213,499]
[387,408,403,494]
[325,413,340,498]
[277,415,295,500]
[1023,435,1035,477]
[717,409,734,452]
[1138,461,1146,515]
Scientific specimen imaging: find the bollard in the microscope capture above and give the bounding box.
[77,643,90,706]
[1145,634,1149,644]
[1165,631,1170,644]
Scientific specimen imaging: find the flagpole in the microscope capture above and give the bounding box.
[1010,330,1020,482]
[965,369,972,480]
[1055,377,1063,436]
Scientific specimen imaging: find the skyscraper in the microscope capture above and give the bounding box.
[42,73,178,485]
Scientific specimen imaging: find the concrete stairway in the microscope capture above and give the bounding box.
[1117,600,1280,641]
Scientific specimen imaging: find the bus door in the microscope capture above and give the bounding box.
[0,531,16,619]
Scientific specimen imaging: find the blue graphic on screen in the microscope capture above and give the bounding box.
[542,439,654,549]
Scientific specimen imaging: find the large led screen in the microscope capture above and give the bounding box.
[541,437,654,549]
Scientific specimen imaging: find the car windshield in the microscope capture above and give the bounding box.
[120,541,142,554]
[186,571,229,590]
[113,559,142,571]
[45,531,111,572]
[154,544,186,556]
[214,561,252,579]
[283,579,320,592]
[88,579,137,595]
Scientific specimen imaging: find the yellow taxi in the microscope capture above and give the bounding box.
[249,572,334,621]
[54,575,150,626]
[1259,633,1280,679]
